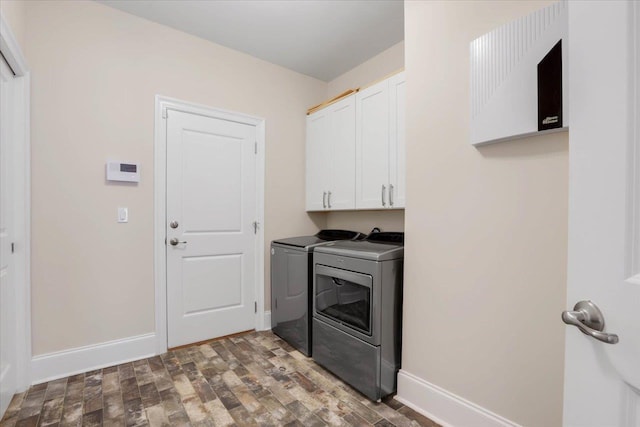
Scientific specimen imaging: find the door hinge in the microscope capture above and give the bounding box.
[162,107,168,119]
[254,301,257,313]
[11,242,15,253]
[254,141,257,154]
[252,221,259,234]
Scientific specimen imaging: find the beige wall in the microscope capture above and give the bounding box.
[326,210,404,235]
[327,41,404,98]
[24,0,326,355]
[324,41,405,234]
[403,1,567,426]
[1,0,26,49]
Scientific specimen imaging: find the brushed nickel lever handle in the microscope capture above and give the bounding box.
[169,238,187,246]
[562,300,619,344]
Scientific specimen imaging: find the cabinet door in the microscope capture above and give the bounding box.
[356,80,390,209]
[389,72,406,208]
[306,110,330,211]
[328,96,356,210]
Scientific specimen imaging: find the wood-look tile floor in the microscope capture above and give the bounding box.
[0,331,439,427]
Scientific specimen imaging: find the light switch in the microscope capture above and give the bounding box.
[118,207,128,223]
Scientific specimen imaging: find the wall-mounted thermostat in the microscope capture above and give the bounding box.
[106,161,140,183]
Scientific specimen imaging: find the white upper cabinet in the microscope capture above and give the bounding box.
[356,79,390,209]
[305,95,356,211]
[355,71,406,209]
[327,96,356,210]
[306,108,331,211]
[389,72,406,208]
[306,71,404,212]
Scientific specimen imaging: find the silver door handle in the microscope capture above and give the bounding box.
[323,191,327,209]
[562,300,619,344]
[169,238,187,246]
[389,184,394,207]
[381,185,386,207]
[327,191,332,208]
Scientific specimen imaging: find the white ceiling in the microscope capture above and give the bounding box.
[96,0,404,82]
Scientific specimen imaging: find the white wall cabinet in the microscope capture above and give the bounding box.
[355,71,406,209]
[305,95,356,211]
[306,71,405,212]
[388,72,406,208]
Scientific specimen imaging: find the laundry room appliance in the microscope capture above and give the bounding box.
[312,232,404,401]
[271,229,364,356]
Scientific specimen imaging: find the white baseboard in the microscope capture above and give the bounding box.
[31,333,156,385]
[396,369,521,427]
[259,310,272,331]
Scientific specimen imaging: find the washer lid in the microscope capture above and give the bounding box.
[315,239,404,261]
[272,229,364,251]
[272,236,327,250]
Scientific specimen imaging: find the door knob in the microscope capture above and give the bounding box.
[562,300,619,344]
[169,238,187,246]
[169,221,179,229]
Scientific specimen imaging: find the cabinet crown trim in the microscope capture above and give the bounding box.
[306,68,405,116]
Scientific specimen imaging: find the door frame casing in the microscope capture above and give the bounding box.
[153,95,266,354]
[0,13,31,391]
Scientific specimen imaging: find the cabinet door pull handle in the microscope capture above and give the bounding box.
[327,191,332,208]
[381,185,386,207]
[323,191,327,209]
[389,184,394,207]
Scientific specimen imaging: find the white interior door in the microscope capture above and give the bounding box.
[0,57,17,417]
[563,2,640,426]
[166,110,257,348]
